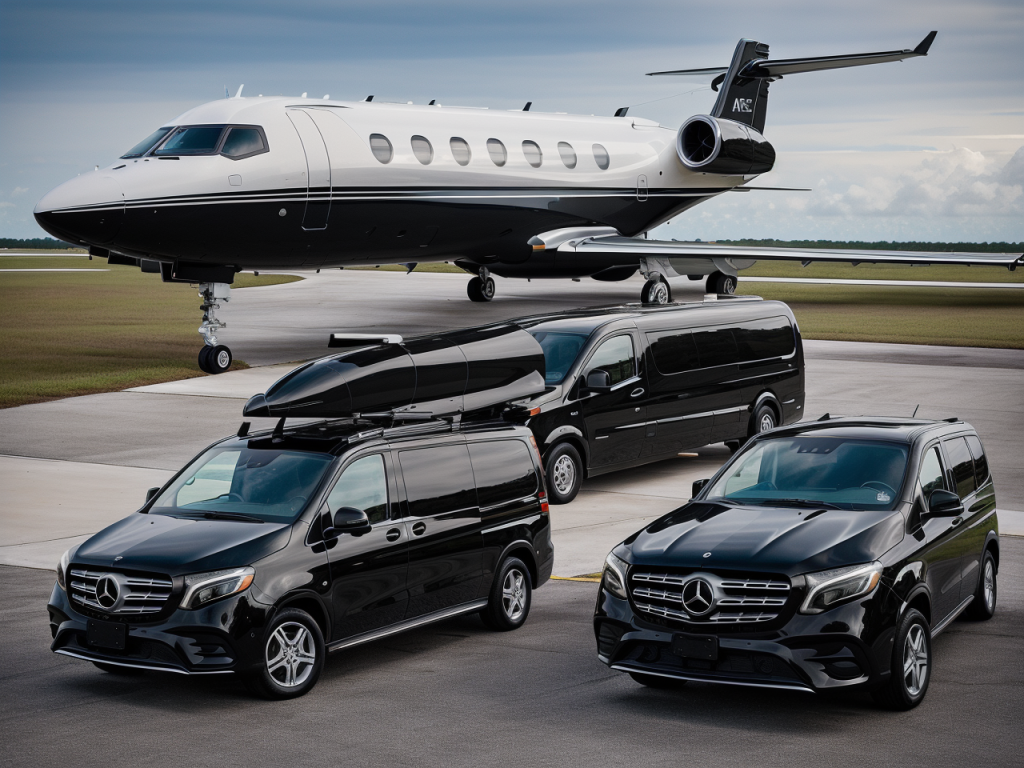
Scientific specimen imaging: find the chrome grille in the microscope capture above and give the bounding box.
[69,568,174,616]
[630,570,791,625]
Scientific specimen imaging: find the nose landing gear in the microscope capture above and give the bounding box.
[197,282,233,374]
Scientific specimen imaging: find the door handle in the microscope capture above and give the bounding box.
[951,516,963,528]
[386,527,402,542]
[630,388,645,398]
[412,522,427,536]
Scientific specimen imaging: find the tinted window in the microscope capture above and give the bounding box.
[585,335,635,386]
[522,141,542,167]
[411,135,433,165]
[529,330,589,384]
[450,137,471,166]
[153,125,227,156]
[327,454,388,524]
[693,327,738,368]
[121,127,172,158]
[648,330,699,375]
[369,134,393,163]
[469,441,538,509]
[593,143,610,170]
[557,142,577,169]
[487,138,507,166]
[221,127,266,158]
[944,437,977,499]
[400,444,476,517]
[918,446,945,497]
[735,316,794,362]
[966,435,989,487]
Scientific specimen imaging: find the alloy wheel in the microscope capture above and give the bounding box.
[902,623,929,697]
[266,621,317,688]
[983,559,996,612]
[502,569,527,622]
[650,281,669,304]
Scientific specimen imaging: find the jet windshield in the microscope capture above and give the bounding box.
[120,127,173,158]
[705,437,909,510]
[153,125,227,156]
[529,330,590,384]
[150,445,334,523]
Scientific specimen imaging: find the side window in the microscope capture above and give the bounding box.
[369,134,393,164]
[966,435,989,487]
[693,326,738,368]
[487,138,507,167]
[648,330,698,375]
[400,444,476,517]
[584,335,635,386]
[468,441,538,509]
[592,143,610,170]
[522,141,543,168]
[917,446,945,498]
[220,127,267,159]
[734,317,795,362]
[411,135,433,165]
[450,137,471,166]
[944,437,977,499]
[326,454,389,524]
[557,142,577,169]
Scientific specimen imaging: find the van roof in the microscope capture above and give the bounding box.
[765,416,968,444]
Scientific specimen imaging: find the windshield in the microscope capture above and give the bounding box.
[121,127,173,158]
[529,330,589,384]
[151,445,335,523]
[705,436,909,510]
[153,125,227,156]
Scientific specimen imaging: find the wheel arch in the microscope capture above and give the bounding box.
[985,533,1000,570]
[497,538,539,588]
[902,587,932,626]
[274,590,331,641]
[542,430,590,478]
[747,390,782,435]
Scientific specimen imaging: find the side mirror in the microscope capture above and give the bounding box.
[927,489,964,518]
[145,487,160,503]
[329,506,372,536]
[582,368,612,395]
[692,478,710,498]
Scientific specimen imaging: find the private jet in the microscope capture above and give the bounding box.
[34,31,1023,372]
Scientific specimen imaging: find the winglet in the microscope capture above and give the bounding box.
[914,31,937,56]
[234,84,244,98]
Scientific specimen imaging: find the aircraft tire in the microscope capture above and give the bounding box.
[640,278,671,304]
[207,345,233,374]
[198,346,213,373]
[706,272,737,295]
[467,276,495,302]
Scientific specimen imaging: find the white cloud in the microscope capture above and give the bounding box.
[0,201,16,208]
[10,186,28,196]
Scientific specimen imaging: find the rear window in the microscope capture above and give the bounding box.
[966,435,989,487]
[469,441,538,509]
[648,330,699,375]
[399,444,476,517]
[153,125,227,156]
[944,437,977,499]
[735,317,795,362]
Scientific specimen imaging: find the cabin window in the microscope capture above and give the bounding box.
[450,137,471,166]
[369,134,393,164]
[153,125,227,156]
[593,143,610,170]
[121,127,173,159]
[220,127,267,159]
[558,142,577,169]
[411,135,433,165]
[522,141,542,168]
[487,138,507,167]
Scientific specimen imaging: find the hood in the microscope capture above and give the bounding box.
[624,502,905,577]
[72,512,294,576]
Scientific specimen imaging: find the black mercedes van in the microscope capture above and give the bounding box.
[519,296,805,503]
[48,417,552,699]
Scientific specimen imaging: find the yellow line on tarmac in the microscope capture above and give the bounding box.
[550,575,602,583]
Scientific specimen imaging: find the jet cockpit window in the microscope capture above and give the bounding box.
[370,134,393,163]
[487,138,507,166]
[220,126,268,159]
[450,137,471,166]
[121,127,173,159]
[593,144,610,170]
[411,135,433,165]
[558,142,577,169]
[522,141,543,168]
[153,125,228,156]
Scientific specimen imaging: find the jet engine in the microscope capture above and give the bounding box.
[676,115,776,176]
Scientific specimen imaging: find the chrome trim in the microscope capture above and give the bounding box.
[610,375,642,393]
[611,662,813,693]
[327,599,488,653]
[54,649,233,675]
[931,595,974,637]
[482,515,542,535]
[631,571,790,625]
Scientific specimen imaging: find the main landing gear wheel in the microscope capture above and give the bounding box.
[641,277,671,304]
[480,556,532,631]
[545,442,583,505]
[467,275,496,302]
[198,345,232,374]
[871,607,931,710]
[706,271,737,295]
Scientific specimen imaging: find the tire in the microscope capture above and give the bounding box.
[467,276,495,302]
[750,403,777,438]
[871,607,931,710]
[545,442,583,505]
[706,271,737,295]
[480,556,532,631]
[207,345,232,374]
[629,671,687,689]
[244,608,325,700]
[197,345,213,373]
[93,662,144,676]
[964,549,997,620]
[640,278,671,304]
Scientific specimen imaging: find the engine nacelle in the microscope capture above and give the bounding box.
[676,115,776,175]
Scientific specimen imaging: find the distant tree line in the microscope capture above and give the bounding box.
[715,239,1023,253]
[0,237,78,249]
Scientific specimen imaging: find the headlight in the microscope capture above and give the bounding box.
[180,567,255,610]
[602,552,629,600]
[799,562,882,614]
[56,549,71,591]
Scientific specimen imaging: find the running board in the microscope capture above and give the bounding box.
[327,599,488,653]
[610,661,814,693]
[930,595,974,638]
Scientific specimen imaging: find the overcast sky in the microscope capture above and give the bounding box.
[1,0,1022,242]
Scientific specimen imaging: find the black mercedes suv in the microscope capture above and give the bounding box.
[594,416,999,709]
[48,416,553,698]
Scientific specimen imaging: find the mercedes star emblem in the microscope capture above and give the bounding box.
[681,578,715,617]
[95,574,120,610]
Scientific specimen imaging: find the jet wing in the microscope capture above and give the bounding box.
[557,235,1024,270]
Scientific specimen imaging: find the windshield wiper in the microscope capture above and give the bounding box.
[181,511,265,523]
[759,498,844,510]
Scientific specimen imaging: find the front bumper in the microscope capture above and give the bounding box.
[47,581,269,675]
[594,584,895,694]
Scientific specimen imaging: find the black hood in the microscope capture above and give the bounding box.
[624,502,905,577]
[72,512,294,576]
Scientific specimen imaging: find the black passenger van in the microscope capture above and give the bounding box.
[519,296,805,503]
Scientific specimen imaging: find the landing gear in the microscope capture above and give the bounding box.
[706,271,737,295]
[640,276,671,304]
[467,267,496,302]
[197,282,233,374]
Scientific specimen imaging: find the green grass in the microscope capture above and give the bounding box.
[0,255,302,408]
[743,260,1024,283]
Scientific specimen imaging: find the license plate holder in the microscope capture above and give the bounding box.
[86,619,127,651]
[671,632,718,661]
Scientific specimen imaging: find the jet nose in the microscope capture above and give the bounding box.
[34,173,124,246]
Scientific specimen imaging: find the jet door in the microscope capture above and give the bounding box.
[286,109,331,230]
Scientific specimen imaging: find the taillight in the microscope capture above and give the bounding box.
[539,490,549,513]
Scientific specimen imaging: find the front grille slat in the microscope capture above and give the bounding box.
[629,569,792,626]
[68,567,173,617]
